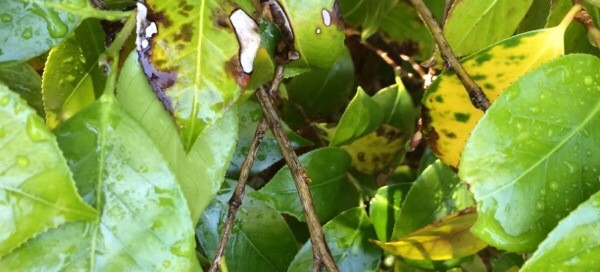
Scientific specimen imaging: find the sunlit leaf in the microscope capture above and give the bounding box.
[43,19,106,129]
[197,180,298,272]
[289,207,381,272]
[521,190,600,271]
[444,0,535,56]
[117,52,237,224]
[369,183,412,242]
[330,88,384,147]
[0,62,44,117]
[373,79,417,134]
[0,83,96,257]
[343,125,405,174]
[423,7,581,168]
[375,208,487,261]
[379,2,435,60]
[1,94,200,270]
[251,148,352,222]
[459,54,600,252]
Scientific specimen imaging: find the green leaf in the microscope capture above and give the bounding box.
[516,0,551,33]
[116,52,237,224]
[0,62,44,117]
[369,183,412,242]
[379,2,435,60]
[0,83,96,257]
[1,95,200,270]
[374,208,487,261]
[286,48,355,117]
[196,180,298,272]
[251,147,352,222]
[444,0,535,56]
[546,0,600,55]
[228,100,311,177]
[373,79,416,133]
[521,190,600,271]
[0,0,106,62]
[288,207,381,272]
[492,253,524,272]
[42,19,106,129]
[459,54,600,252]
[330,88,384,147]
[138,0,257,151]
[392,160,474,240]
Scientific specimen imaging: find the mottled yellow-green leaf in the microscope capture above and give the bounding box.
[343,125,404,174]
[422,5,582,169]
[373,208,487,261]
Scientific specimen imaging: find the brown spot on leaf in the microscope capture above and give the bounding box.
[146,9,173,28]
[173,23,193,42]
[357,152,366,162]
[225,56,250,89]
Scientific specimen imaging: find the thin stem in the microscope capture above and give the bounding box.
[208,117,268,272]
[571,1,600,48]
[362,41,402,78]
[408,0,490,111]
[256,67,339,272]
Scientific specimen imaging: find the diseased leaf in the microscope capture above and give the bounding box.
[0,0,108,62]
[0,62,44,117]
[521,190,600,271]
[423,8,580,168]
[369,183,412,242]
[250,148,352,222]
[117,52,237,224]
[392,160,474,239]
[444,0,535,56]
[459,54,600,252]
[375,208,487,261]
[136,0,259,151]
[330,88,384,147]
[343,125,405,174]
[0,83,96,257]
[43,19,106,129]
[1,94,200,270]
[288,207,381,272]
[197,180,298,272]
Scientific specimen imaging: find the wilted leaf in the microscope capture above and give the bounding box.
[369,183,412,242]
[392,160,474,239]
[423,7,581,168]
[444,0,535,56]
[289,207,381,272]
[521,190,600,271]
[117,52,237,224]
[0,62,44,117]
[197,180,298,272]
[459,54,600,252]
[43,19,106,129]
[2,94,200,270]
[375,208,487,261]
[330,88,384,147]
[251,148,352,222]
[343,125,405,174]
[0,83,96,256]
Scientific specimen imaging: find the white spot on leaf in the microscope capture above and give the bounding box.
[316,28,321,34]
[230,9,261,74]
[322,9,331,26]
[135,2,154,50]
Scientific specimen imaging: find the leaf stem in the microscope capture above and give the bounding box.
[569,2,600,48]
[408,0,490,111]
[256,66,339,272]
[98,13,135,98]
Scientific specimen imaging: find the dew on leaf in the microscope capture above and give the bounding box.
[26,115,51,142]
[1,13,12,23]
[0,96,9,106]
[16,155,29,167]
[549,182,559,191]
[21,27,33,40]
[584,76,593,85]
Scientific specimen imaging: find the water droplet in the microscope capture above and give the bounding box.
[530,106,540,113]
[26,115,51,142]
[16,155,29,167]
[21,27,33,40]
[584,76,593,85]
[35,7,69,38]
[565,162,574,173]
[549,182,559,191]
[504,206,511,212]
[65,74,76,82]
[162,260,171,268]
[1,13,12,23]
[535,201,544,210]
[257,154,267,161]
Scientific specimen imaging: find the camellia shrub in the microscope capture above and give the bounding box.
[0,0,599,271]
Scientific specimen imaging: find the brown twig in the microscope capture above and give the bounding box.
[362,41,403,78]
[408,0,490,111]
[208,117,268,272]
[442,0,455,24]
[572,0,600,48]
[256,66,339,272]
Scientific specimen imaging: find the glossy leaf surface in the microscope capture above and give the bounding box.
[444,0,534,56]
[43,19,106,129]
[369,183,411,242]
[459,54,600,252]
[197,180,298,272]
[0,0,100,62]
[375,208,486,261]
[288,207,381,272]
[373,79,416,134]
[0,62,44,117]
[423,19,572,168]
[251,148,352,222]
[138,0,254,151]
[379,2,434,60]
[330,88,384,147]
[117,52,237,223]
[0,83,96,256]
[4,94,201,270]
[521,190,600,271]
[392,160,474,239]
[337,0,396,39]
[343,124,405,174]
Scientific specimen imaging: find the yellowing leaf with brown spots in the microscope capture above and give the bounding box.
[373,208,487,261]
[343,124,405,174]
[137,0,265,151]
[422,5,582,168]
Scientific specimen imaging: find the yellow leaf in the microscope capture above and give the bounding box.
[422,5,582,169]
[372,207,487,261]
[342,124,405,174]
